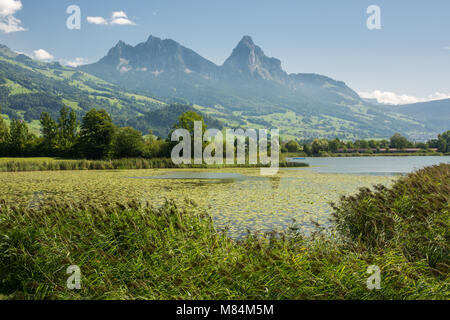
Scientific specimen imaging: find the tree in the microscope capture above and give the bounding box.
[79,109,115,159]
[285,140,301,152]
[390,133,409,150]
[357,140,369,149]
[9,119,32,156]
[57,106,78,155]
[113,127,145,158]
[172,111,206,136]
[143,130,170,158]
[379,140,389,148]
[303,143,312,156]
[436,130,450,152]
[40,112,58,154]
[329,138,341,152]
[415,142,427,150]
[368,140,377,149]
[171,111,208,154]
[0,113,9,155]
[311,139,329,155]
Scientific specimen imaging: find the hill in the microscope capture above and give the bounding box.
[0,44,217,137]
[392,99,450,137]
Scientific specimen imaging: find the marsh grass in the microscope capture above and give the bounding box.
[332,164,449,275]
[0,158,307,172]
[0,165,448,300]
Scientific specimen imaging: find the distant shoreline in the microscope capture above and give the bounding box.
[283,152,448,159]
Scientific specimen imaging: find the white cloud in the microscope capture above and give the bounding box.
[86,11,135,26]
[63,57,88,68]
[0,0,25,33]
[427,92,450,100]
[87,16,108,25]
[360,90,450,105]
[111,11,135,25]
[0,0,22,16]
[112,11,127,19]
[33,49,54,61]
[444,46,450,50]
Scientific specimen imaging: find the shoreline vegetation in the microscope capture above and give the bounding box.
[0,164,448,300]
[282,152,448,160]
[0,157,308,172]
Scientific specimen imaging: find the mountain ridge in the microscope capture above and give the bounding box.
[80,34,431,140]
[0,37,442,141]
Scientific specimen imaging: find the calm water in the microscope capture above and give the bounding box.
[288,156,450,175]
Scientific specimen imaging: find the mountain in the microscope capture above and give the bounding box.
[222,35,287,84]
[1,37,443,141]
[387,99,450,137]
[81,35,431,140]
[0,44,218,136]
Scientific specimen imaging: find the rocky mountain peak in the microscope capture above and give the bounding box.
[222,36,287,83]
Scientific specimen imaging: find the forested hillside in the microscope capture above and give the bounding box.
[0,44,218,137]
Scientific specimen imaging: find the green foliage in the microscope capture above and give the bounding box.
[0,113,9,154]
[390,133,409,150]
[295,132,448,156]
[173,110,207,136]
[332,164,449,273]
[40,112,58,153]
[113,127,145,158]
[8,119,34,156]
[57,106,78,156]
[311,139,329,155]
[40,107,79,157]
[285,140,301,152]
[79,109,115,159]
[436,130,450,153]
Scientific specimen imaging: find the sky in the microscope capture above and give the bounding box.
[0,0,449,104]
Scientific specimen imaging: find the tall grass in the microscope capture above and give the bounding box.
[0,164,448,300]
[332,163,449,275]
[0,158,307,172]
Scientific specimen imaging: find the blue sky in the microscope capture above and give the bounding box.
[0,0,449,104]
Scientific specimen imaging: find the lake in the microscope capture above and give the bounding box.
[288,156,450,175]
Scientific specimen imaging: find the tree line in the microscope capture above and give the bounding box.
[0,106,171,159]
[282,132,450,155]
